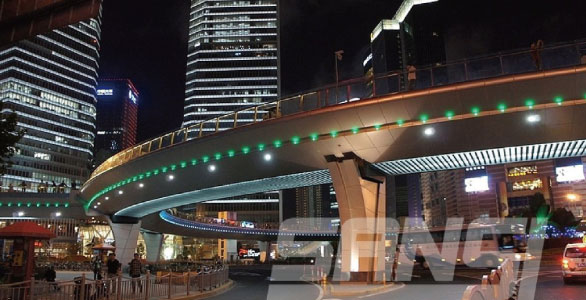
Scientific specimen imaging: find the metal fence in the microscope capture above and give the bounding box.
[0,266,229,300]
[90,40,586,179]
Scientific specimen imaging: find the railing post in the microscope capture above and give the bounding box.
[372,79,376,97]
[233,112,238,128]
[215,118,220,132]
[29,277,35,300]
[276,101,281,118]
[499,55,504,74]
[325,89,329,106]
[430,68,434,87]
[464,61,469,80]
[80,275,86,300]
[253,106,258,122]
[198,122,204,137]
[186,272,190,296]
[299,95,304,111]
[167,274,172,299]
[117,273,122,300]
[145,271,150,300]
[200,274,204,293]
[169,132,175,146]
[346,85,351,101]
[184,128,188,141]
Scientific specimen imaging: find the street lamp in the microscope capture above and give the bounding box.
[567,194,581,217]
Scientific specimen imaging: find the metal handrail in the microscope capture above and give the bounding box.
[89,39,586,180]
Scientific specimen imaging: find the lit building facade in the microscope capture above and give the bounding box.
[0,15,102,192]
[421,157,586,227]
[94,79,139,166]
[183,0,280,131]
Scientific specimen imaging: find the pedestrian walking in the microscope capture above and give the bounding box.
[407,65,417,90]
[106,253,120,294]
[530,39,544,70]
[92,255,102,280]
[44,265,59,291]
[129,253,143,293]
[19,181,27,192]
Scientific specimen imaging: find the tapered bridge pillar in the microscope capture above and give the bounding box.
[326,153,386,282]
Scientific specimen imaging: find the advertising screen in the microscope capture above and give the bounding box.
[465,176,489,193]
[556,165,585,183]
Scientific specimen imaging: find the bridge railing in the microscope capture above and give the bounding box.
[90,40,586,178]
[0,267,229,300]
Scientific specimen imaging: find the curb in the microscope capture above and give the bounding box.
[328,283,399,297]
[172,280,234,300]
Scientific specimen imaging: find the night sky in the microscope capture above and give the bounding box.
[98,0,586,142]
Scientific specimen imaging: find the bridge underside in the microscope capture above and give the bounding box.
[116,138,586,218]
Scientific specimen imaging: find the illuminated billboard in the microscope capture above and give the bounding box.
[556,165,585,183]
[465,176,489,193]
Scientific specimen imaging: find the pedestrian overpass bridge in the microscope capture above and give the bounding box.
[81,65,586,220]
[80,48,586,275]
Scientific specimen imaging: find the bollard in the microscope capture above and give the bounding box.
[383,272,386,286]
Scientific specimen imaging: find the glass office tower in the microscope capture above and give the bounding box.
[183,0,279,131]
[0,15,102,192]
[94,79,139,166]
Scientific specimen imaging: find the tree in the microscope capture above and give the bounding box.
[549,208,578,230]
[0,103,25,175]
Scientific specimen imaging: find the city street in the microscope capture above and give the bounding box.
[208,258,585,300]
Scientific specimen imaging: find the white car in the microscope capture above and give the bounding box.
[562,243,586,284]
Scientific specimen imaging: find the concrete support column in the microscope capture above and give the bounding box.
[142,232,163,263]
[326,153,386,282]
[258,241,270,263]
[109,220,142,266]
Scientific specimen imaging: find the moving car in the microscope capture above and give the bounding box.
[562,243,586,284]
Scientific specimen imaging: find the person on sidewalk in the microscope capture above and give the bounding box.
[106,253,120,294]
[407,65,417,90]
[129,253,143,293]
[92,255,102,280]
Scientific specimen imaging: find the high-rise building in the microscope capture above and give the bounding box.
[183,0,279,131]
[94,79,139,166]
[0,15,102,192]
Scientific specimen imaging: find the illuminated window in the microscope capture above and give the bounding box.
[34,152,51,160]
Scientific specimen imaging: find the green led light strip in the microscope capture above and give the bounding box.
[85,96,583,210]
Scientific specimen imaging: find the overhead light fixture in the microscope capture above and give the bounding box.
[55,212,62,217]
[526,114,541,123]
[17,211,24,217]
[105,197,109,200]
[139,183,144,188]
[264,153,272,161]
[424,127,435,136]
[208,165,216,172]
[118,190,123,195]
[167,175,174,181]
